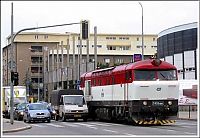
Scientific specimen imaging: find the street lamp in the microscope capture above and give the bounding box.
[9,18,80,124]
[139,2,144,60]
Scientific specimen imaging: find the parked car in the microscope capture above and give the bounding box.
[14,103,28,121]
[23,103,51,123]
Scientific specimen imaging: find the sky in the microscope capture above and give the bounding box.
[1,1,199,47]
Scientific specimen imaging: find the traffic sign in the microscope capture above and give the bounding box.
[133,54,142,62]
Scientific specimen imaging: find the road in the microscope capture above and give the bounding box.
[3,119,197,136]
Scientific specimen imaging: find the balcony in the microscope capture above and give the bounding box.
[31,72,43,77]
[31,61,43,66]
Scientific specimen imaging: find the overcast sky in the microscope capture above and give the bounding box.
[1,1,199,47]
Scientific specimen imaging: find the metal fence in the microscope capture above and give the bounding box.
[178,105,198,120]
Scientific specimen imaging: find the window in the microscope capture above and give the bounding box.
[153,38,156,41]
[31,46,42,52]
[123,46,131,50]
[104,58,110,63]
[137,37,139,41]
[136,45,146,48]
[77,45,86,47]
[106,37,116,40]
[35,35,39,39]
[134,70,177,81]
[151,46,157,48]
[116,58,124,63]
[158,70,177,80]
[107,46,116,50]
[92,45,102,48]
[134,70,156,81]
[69,58,73,63]
[44,35,48,39]
[119,37,129,40]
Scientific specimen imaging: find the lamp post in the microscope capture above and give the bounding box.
[139,2,144,60]
[9,21,80,124]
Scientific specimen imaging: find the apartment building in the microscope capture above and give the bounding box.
[3,32,157,101]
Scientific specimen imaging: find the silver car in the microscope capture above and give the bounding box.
[23,103,51,123]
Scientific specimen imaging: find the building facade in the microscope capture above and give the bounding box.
[157,22,198,80]
[3,32,157,102]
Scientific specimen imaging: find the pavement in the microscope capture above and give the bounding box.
[2,118,32,133]
[2,112,197,133]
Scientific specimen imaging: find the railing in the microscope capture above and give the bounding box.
[178,105,197,120]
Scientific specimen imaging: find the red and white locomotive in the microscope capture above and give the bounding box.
[80,59,179,125]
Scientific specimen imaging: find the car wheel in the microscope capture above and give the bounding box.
[23,116,26,122]
[47,119,51,123]
[17,115,20,121]
[27,116,31,123]
[61,113,66,122]
[83,118,87,122]
[55,115,59,121]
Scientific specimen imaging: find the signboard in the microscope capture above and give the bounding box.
[5,87,26,97]
[133,54,142,62]
[178,80,198,105]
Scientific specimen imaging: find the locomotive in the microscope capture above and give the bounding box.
[80,59,179,125]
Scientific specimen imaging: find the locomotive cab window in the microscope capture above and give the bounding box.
[158,70,177,80]
[134,69,177,81]
[134,70,156,81]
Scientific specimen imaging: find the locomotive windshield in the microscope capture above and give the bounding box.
[134,69,177,81]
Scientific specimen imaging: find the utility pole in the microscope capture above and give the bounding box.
[67,38,70,89]
[86,39,89,72]
[56,44,59,89]
[139,2,144,60]
[52,47,54,90]
[79,37,82,80]
[77,36,80,87]
[47,48,50,103]
[26,68,30,103]
[94,26,97,70]
[10,2,14,124]
[61,41,64,89]
[72,35,76,89]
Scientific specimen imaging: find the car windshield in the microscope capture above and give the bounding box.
[29,104,47,110]
[134,70,177,81]
[64,96,85,105]
[17,103,27,110]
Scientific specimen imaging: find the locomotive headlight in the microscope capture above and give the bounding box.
[143,101,147,106]
[168,101,172,105]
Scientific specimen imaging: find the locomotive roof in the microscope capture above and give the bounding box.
[126,59,177,70]
[80,59,177,78]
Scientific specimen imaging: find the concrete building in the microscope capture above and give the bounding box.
[157,22,198,80]
[3,32,157,101]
